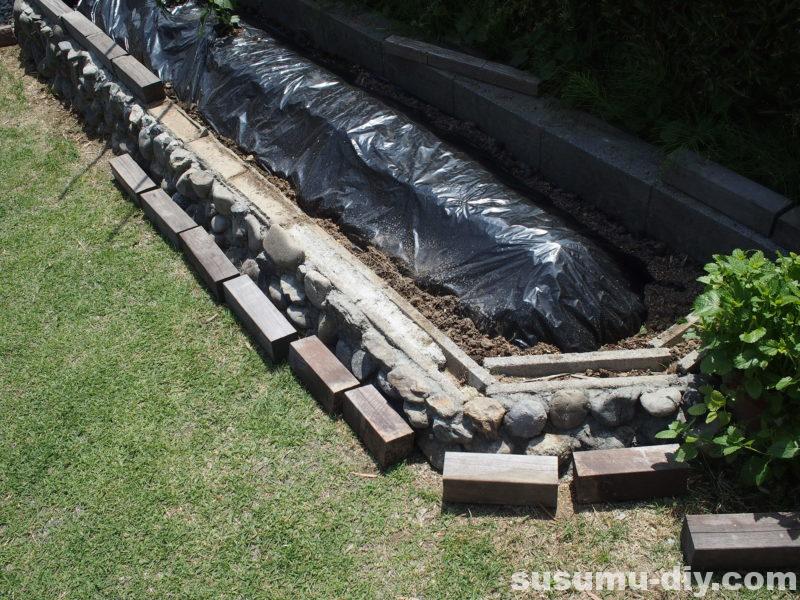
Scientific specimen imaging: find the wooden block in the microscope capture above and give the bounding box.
[148,101,206,143]
[0,25,14,48]
[139,188,198,248]
[109,153,158,205]
[649,315,698,348]
[111,54,165,104]
[682,512,800,570]
[442,452,558,507]
[343,385,414,468]
[573,444,690,504]
[60,11,104,45]
[222,275,297,361]
[32,0,71,23]
[288,336,359,413]
[83,32,127,71]
[484,347,673,377]
[178,227,240,300]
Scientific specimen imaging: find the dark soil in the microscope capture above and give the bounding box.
[168,19,704,363]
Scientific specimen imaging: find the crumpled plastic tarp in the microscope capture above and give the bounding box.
[77,0,645,351]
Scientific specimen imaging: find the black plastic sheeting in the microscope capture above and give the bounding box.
[77,0,645,351]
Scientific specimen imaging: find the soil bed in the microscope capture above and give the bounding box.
[170,17,703,362]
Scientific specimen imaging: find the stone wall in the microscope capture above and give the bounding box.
[15,0,698,471]
[2,0,14,23]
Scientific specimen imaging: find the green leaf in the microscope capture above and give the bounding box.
[776,377,794,391]
[655,429,679,440]
[744,376,763,399]
[686,403,707,416]
[740,327,767,343]
[722,445,741,456]
[768,440,799,459]
[741,456,771,487]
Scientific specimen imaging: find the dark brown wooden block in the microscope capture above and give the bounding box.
[343,385,414,468]
[60,11,104,45]
[573,444,690,504]
[222,275,297,361]
[139,188,197,248]
[178,227,240,300]
[0,25,14,48]
[83,32,127,71]
[32,0,71,23]
[442,452,558,507]
[682,513,800,570]
[111,54,165,105]
[288,336,359,413]
[109,153,157,205]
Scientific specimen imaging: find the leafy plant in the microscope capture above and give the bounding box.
[657,250,800,488]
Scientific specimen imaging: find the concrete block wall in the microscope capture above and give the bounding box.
[239,0,795,258]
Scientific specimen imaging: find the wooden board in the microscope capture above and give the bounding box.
[60,11,104,45]
[111,55,165,105]
[109,154,157,205]
[83,32,127,71]
[32,0,71,23]
[178,227,240,300]
[342,385,414,468]
[139,188,198,248]
[222,275,297,361]
[483,347,673,377]
[682,512,800,570]
[442,452,558,507]
[573,444,690,504]
[0,26,14,48]
[288,336,359,413]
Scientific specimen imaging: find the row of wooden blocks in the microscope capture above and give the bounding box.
[110,153,414,469]
[33,0,164,103]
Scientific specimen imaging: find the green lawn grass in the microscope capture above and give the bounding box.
[0,48,792,599]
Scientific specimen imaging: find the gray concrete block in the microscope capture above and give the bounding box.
[31,0,71,23]
[539,114,661,233]
[452,76,543,169]
[383,54,455,114]
[647,184,781,261]
[772,206,800,252]
[484,347,673,378]
[477,61,540,97]
[322,11,386,76]
[383,34,428,63]
[663,149,792,236]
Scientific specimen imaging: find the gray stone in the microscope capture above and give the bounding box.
[168,148,193,177]
[503,398,547,439]
[469,435,513,455]
[189,170,214,199]
[525,433,580,468]
[387,364,430,405]
[463,396,506,439]
[127,104,144,128]
[577,420,635,450]
[316,311,338,345]
[432,414,473,444]
[279,273,305,304]
[549,389,590,430]
[286,305,311,329]
[152,132,173,167]
[417,432,459,471]
[138,126,154,161]
[635,415,678,446]
[640,387,682,417]
[404,401,430,430]
[210,214,229,234]
[426,393,459,420]
[374,369,401,402]
[334,338,354,367]
[244,214,263,254]
[303,269,332,308]
[240,258,260,281]
[263,225,305,272]
[350,349,378,381]
[210,181,239,215]
[267,277,286,309]
[589,386,641,427]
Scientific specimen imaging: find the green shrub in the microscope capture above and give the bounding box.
[344,0,800,204]
[658,250,800,488]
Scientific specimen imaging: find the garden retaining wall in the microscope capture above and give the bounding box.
[14,0,698,470]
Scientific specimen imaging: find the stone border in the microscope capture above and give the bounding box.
[483,348,673,378]
[16,0,701,470]
[238,0,795,257]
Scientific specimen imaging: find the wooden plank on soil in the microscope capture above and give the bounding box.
[288,336,359,413]
[109,153,157,205]
[0,25,15,48]
[32,0,72,23]
[342,385,414,468]
[178,226,240,300]
[483,347,673,378]
[573,444,690,504]
[60,11,104,46]
[682,512,800,570]
[442,452,558,507]
[82,31,127,71]
[139,188,197,248]
[111,54,165,105]
[649,315,697,348]
[222,275,297,361]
